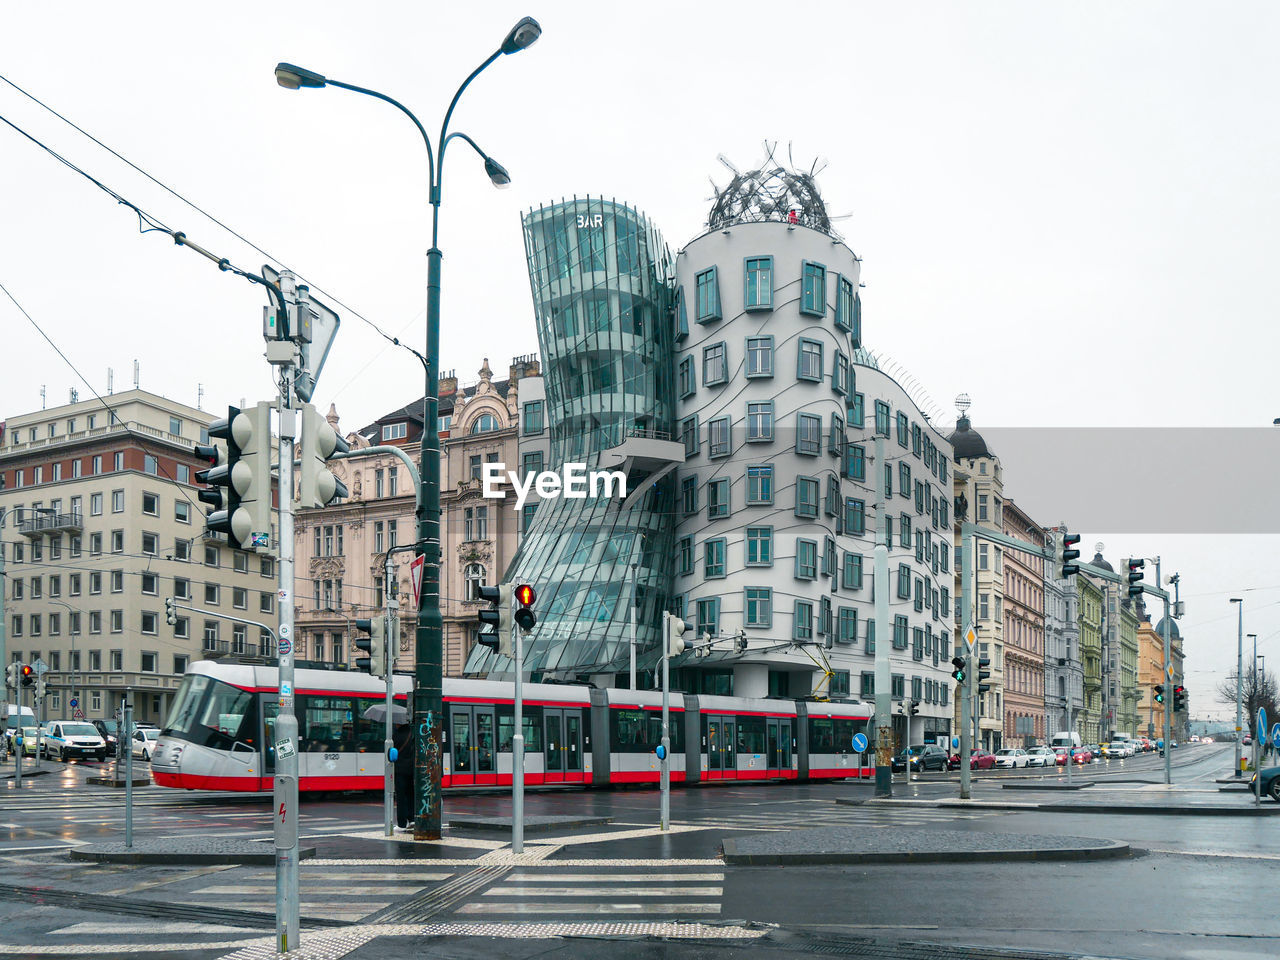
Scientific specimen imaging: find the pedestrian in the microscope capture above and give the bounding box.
[393,723,414,831]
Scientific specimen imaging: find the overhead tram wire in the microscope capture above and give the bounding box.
[0,73,427,372]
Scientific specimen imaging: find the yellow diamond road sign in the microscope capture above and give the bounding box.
[964,625,978,647]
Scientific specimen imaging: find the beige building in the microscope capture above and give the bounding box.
[949,408,1007,750]
[1,389,280,725]
[293,357,536,676]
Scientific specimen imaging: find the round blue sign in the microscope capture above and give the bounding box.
[1260,707,1269,742]
[1271,723,1280,750]
[69,698,78,708]
[851,732,868,753]
[655,744,667,760]
[387,747,398,763]
[952,736,960,750]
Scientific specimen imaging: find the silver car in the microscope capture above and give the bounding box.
[1025,746,1056,767]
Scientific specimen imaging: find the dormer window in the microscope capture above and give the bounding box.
[381,422,407,441]
[470,414,499,434]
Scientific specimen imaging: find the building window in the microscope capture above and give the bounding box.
[111,489,124,513]
[707,478,730,519]
[702,342,728,386]
[681,416,699,457]
[464,563,486,602]
[678,356,696,398]
[464,506,489,542]
[835,275,855,331]
[374,521,384,554]
[704,538,727,579]
[796,413,822,455]
[695,266,721,322]
[745,335,773,377]
[141,613,158,636]
[233,587,248,610]
[381,422,408,441]
[677,537,693,576]
[845,443,866,481]
[745,465,773,505]
[110,612,123,635]
[833,352,849,396]
[850,392,865,428]
[746,402,773,442]
[844,497,866,535]
[141,572,158,595]
[144,455,159,476]
[205,545,219,567]
[795,539,818,580]
[111,530,124,553]
[874,400,891,437]
[174,538,191,562]
[801,261,826,315]
[794,600,814,640]
[470,455,483,481]
[708,417,731,458]
[796,477,819,518]
[797,339,823,382]
[681,476,698,515]
[746,526,772,566]
[745,587,772,627]
[696,598,720,637]
[675,286,689,340]
[744,256,773,310]
[522,401,545,434]
[470,414,500,435]
[142,532,158,555]
[90,493,103,516]
[896,411,909,448]
[175,501,191,524]
[837,607,858,644]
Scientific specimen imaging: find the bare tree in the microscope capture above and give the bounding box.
[1216,666,1278,747]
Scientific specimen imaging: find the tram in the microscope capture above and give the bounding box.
[150,660,874,793]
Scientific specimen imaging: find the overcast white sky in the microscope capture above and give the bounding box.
[2,1,1276,721]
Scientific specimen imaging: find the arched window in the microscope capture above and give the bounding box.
[464,563,486,601]
[470,414,499,435]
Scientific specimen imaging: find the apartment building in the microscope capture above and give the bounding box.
[1,389,279,724]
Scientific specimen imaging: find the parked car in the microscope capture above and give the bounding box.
[891,744,948,772]
[1249,764,1280,802]
[6,726,40,757]
[41,720,108,761]
[1026,746,1056,767]
[91,719,120,756]
[130,727,161,761]
[994,748,1030,768]
[949,749,996,770]
[1082,744,1101,762]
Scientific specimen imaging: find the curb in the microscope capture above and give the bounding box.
[70,843,318,865]
[1000,782,1095,791]
[85,777,152,788]
[722,838,1130,866]
[447,815,613,834]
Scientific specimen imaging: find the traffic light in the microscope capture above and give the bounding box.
[20,664,34,688]
[200,403,273,551]
[666,614,693,658]
[298,402,350,509]
[734,631,747,654]
[513,584,537,633]
[477,584,513,657]
[1172,685,1187,711]
[1056,531,1081,578]
[1126,559,1145,600]
[1154,684,1165,704]
[4,663,18,690]
[165,597,177,626]
[950,656,966,683]
[353,616,387,675]
[35,673,46,701]
[977,656,992,695]
[908,700,919,717]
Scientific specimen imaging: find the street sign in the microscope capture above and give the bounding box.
[410,555,425,609]
[69,698,78,708]
[33,659,48,675]
[852,732,868,753]
[1271,723,1280,750]
[964,625,977,648]
[952,736,960,750]
[1259,707,1269,742]
[73,709,84,720]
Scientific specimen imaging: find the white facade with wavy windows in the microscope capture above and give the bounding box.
[671,220,957,741]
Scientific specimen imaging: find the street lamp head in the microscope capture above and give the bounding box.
[1230,597,1243,604]
[500,16,542,54]
[275,62,327,90]
[484,156,512,188]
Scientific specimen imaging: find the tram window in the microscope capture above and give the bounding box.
[737,716,766,754]
[497,712,543,752]
[301,696,359,752]
[612,709,682,752]
[163,675,257,750]
[833,718,860,751]
[352,697,383,752]
[809,717,835,752]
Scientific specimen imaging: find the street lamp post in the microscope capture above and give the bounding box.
[275,15,541,840]
[1231,598,1243,776]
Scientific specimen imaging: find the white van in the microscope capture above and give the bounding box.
[1050,732,1082,749]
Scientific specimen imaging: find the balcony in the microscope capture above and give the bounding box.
[17,512,83,538]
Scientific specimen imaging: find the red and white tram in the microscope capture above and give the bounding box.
[151,660,874,793]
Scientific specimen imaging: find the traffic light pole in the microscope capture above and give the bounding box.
[1159,558,1172,786]
[959,533,973,801]
[661,612,672,831]
[384,550,396,838]
[513,612,525,854]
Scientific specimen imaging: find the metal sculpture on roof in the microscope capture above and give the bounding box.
[707,142,833,234]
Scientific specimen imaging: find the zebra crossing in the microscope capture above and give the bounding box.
[454,865,725,919]
[139,863,458,923]
[688,804,1002,832]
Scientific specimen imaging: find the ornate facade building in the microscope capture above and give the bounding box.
[1001,499,1046,746]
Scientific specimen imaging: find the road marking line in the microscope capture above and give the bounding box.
[457,902,722,915]
[505,873,724,882]
[486,885,723,897]
[50,922,260,935]
[201,884,433,895]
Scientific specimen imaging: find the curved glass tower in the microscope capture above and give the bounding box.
[466,198,678,678]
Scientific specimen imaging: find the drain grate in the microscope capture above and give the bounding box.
[0,882,349,930]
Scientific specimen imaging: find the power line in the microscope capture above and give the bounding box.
[0,74,426,368]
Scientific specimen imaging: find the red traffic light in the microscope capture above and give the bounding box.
[20,664,34,687]
[514,584,536,607]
